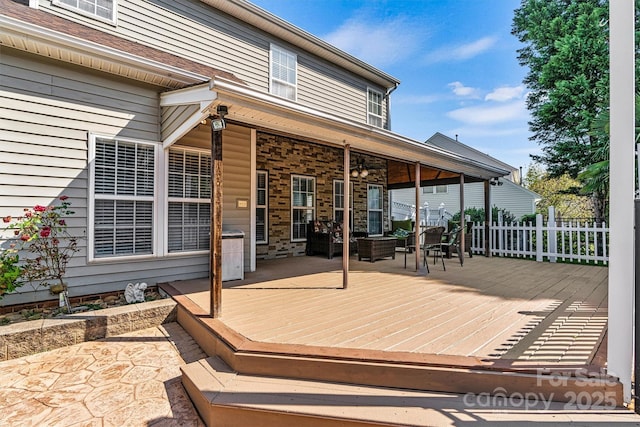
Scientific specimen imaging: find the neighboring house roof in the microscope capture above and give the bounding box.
[426,132,520,182]
[200,0,401,89]
[0,0,242,88]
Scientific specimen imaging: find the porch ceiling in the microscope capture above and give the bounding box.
[160,78,511,185]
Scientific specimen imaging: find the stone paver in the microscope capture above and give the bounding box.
[0,322,205,427]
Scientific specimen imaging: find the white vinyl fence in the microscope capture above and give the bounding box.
[469,207,609,265]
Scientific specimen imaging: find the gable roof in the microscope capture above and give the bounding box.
[426,132,518,174]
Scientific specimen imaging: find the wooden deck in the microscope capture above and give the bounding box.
[167,253,608,367]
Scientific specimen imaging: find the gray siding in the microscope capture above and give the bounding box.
[0,49,218,305]
[391,181,538,221]
[37,0,387,127]
[175,123,253,272]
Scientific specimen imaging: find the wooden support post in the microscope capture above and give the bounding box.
[210,122,223,318]
[415,162,421,271]
[342,144,350,289]
[484,180,491,257]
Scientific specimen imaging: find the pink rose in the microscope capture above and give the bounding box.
[34,205,47,212]
[25,211,32,218]
[40,227,51,238]
[20,234,30,241]
[59,195,69,201]
[2,216,11,223]
[58,219,66,226]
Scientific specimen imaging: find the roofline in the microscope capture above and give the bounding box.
[429,132,519,172]
[200,0,401,89]
[204,78,511,179]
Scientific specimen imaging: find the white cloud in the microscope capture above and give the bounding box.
[324,16,424,68]
[448,81,480,98]
[446,100,528,125]
[485,85,525,102]
[425,36,498,63]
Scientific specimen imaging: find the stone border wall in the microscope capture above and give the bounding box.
[0,298,177,361]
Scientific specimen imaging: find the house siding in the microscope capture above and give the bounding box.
[0,48,214,305]
[391,181,538,221]
[37,0,387,128]
[255,133,388,259]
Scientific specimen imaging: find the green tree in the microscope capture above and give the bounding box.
[512,0,609,220]
[524,163,593,221]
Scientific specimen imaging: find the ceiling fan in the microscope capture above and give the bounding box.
[350,157,384,178]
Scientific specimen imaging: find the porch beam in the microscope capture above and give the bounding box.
[210,120,223,318]
[343,144,350,289]
[415,162,421,271]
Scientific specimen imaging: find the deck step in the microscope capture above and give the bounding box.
[182,356,470,427]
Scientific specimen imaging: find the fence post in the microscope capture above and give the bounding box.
[547,206,557,263]
[536,213,543,262]
[497,211,504,256]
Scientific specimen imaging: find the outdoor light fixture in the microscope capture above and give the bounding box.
[210,105,229,131]
[350,161,369,178]
[490,177,503,186]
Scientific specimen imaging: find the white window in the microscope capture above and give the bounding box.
[256,171,268,244]
[291,175,315,241]
[91,137,155,259]
[423,185,448,194]
[270,44,297,101]
[367,89,383,128]
[367,184,383,235]
[54,0,116,23]
[333,180,353,228]
[167,148,211,253]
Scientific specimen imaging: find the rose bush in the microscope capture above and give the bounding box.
[0,196,79,298]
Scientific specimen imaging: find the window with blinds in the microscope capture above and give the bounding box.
[367,184,383,236]
[270,44,297,101]
[93,138,155,258]
[291,175,315,241]
[54,0,115,23]
[167,149,211,253]
[367,89,383,128]
[256,171,268,244]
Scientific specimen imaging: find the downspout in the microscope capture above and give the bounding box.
[384,83,399,131]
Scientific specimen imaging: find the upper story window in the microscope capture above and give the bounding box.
[53,0,116,24]
[423,185,448,194]
[270,44,297,101]
[367,89,383,128]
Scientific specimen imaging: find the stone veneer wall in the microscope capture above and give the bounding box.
[256,132,388,259]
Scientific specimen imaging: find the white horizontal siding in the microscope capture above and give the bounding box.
[391,181,538,220]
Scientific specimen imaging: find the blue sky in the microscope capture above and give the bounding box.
[250,0,538,172]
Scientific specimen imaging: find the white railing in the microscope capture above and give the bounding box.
[469,209,609,265]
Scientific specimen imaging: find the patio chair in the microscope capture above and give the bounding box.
[441,226,464,267]
[421,226,446,273]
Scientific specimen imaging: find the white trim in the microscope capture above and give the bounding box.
[269,44,297,101]
[256,170,268,245]
[367,184,383,236]
[250,129,257,271]
[52,0,118,26]
[165,146,212,255]
[28,0,38,8]
[367,87,383,128]
[608,0,635,404]
[0,15,208,86]
[291,174,315,242]
[87,133,160,262]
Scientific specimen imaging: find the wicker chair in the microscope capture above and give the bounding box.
[421,226,446,273]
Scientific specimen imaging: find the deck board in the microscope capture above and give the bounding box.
[169,254,608,365]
